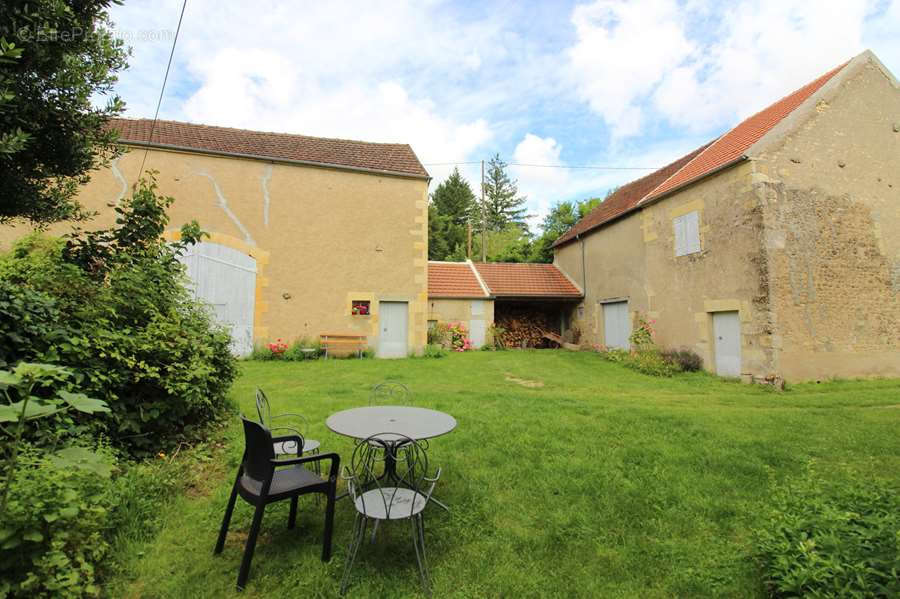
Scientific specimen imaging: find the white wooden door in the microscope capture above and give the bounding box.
[603,301,630,350]
[469,300,486,348]
[713,311,741,377]
[177,242,256,357]
[378,301,408,358]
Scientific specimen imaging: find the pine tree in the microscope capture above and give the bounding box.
[431,167,476,226]
[480,154,529,232]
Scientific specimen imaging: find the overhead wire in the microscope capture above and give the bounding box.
[137,0,188,178]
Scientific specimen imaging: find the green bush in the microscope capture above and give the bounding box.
[0,445,117,598]
[755,471,900,598]
[0,175,237,456]
[427,323,450,347]
[598,349,682,377]
[661,348,703,372]
[423,344,448,358]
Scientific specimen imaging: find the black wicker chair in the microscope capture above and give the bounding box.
[340,433,441,597]
[215,417,339,590]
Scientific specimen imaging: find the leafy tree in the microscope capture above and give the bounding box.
[0,1,128,225]
[473,224,533,263]
[530,201,581,263]
[431,167,475,226]
[480,154,528,232]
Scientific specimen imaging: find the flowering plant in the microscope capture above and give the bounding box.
[352,303,369,315]
[446,321,472,351]
[629,313,656,349]
[267,338,288,355]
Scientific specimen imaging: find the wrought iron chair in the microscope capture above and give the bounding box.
[340,433,441,597]
[256,388,322,476]
[369,382,411,405]
[215,417,339,591]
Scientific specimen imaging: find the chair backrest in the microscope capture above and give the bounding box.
[370,382,410,406]
[241,417,277,483]
[255,388,272,427]
[346,433,429,519]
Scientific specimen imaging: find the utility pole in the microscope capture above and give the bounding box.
[481,159,486,262]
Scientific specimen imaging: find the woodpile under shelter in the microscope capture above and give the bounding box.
[427,261,583,348]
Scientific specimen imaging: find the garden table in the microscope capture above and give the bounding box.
[326,406,456,511]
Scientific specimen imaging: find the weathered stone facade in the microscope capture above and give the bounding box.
[555,51,899,382]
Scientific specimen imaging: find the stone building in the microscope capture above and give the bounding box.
[553,50,899,382]
[0,119,431,357]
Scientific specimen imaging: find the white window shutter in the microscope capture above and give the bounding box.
[673,215,686,256]
[686,210,701,253]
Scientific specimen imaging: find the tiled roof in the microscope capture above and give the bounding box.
[552,144,710,248]
[109,118,429,179]
[428,262,488,298]
[472,262,582,298]
[644,62,846,200]
[553,59,849,248]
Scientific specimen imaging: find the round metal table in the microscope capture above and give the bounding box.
[326,406,457,442]
[326,406,456,510]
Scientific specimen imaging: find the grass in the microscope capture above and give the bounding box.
[105,351,900,598]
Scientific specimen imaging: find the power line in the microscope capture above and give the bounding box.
[137,0,188,178]
[421,160,661,170]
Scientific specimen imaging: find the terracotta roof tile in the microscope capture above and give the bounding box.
[645,62,846,200]
[552,143,710,248]
[428,262,488,298]
[472,263,582,298]
[109,118,429,179]
[553,59,849,248]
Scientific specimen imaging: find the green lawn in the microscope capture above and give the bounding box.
[106,351,900,598]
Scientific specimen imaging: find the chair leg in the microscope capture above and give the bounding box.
[340,514,367,595]
[411,514,431,597]
[214,479,240,554]
[322,489,336,562]
[236,503,266,591]
[288,496,298,529]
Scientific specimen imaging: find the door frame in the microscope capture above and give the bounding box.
[601,299,630,350]
[711,310,742,377]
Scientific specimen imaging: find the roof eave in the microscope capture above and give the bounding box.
[638,155,748,208]
[118,139,432,181]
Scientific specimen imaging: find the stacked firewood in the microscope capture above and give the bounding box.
[495,306,559,348]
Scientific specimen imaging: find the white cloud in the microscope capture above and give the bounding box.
[568,0,695,138]
[567,0,889,138]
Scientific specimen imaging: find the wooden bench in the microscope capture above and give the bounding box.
[320,333,368,359]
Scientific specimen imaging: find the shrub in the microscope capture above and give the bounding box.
[0,175,237,456]
[427,323,450,347]
[282,338,321,361]
[0,445,117,598]
[661,348,703,372]
[755,470,900,598]
[446,322,473,352]
[597,348,682,377]
[628,312,656,349]
[487,324,507,350]
[422,344,448,358]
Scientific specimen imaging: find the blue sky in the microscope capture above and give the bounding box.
[104,0,900,230]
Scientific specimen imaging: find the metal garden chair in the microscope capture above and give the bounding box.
[340,433,441,597]
[215,417,339,591]
[369,382,411,405]
[256,388,322,476]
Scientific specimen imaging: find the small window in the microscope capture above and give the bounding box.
[351,300,370,316]
[673,210,701,256]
